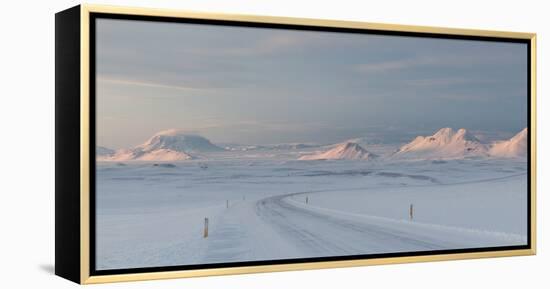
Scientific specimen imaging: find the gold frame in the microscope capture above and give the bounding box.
[78,4,537,284]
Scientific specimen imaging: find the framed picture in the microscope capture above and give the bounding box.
[55,4,536,284]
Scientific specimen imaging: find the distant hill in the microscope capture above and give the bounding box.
[98,129,223,161]
[299,142,378,160]
[96,146,115,157]
[392,128,488,160]
[489,128,527,158]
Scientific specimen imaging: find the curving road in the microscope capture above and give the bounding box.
[254,192,454,257]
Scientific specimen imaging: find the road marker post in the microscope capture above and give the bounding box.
[203,217,209,238]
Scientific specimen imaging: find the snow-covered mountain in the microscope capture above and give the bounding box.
[96,146,115,157]
[98,129,223,161]
[299,142,378,160]
[489,128,528,158]
[108,147,194,161]
[96,146,116,161]
[393,128,488,160]
[138,129,224,153]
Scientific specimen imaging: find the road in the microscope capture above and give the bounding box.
[254,192,449,257]
[253,189,523,258]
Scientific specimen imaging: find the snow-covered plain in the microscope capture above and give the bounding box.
[96,146,528,270]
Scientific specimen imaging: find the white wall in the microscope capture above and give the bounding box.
[0,0,545,288]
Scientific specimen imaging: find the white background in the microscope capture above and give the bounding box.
[0,0,546,288]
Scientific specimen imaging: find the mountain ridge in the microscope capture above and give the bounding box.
[489,128,528,158]
[392,127,488,160]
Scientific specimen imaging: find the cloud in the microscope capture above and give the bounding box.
[253,33,315,54]
[403,77,495,87]
[97,76,213,93]
[183,32,322,58]
[355,52,522,74]
[356,57,440,73]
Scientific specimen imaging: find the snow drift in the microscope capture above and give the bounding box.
[393,128,488,160]
[299,142,377,160]
[489,128,528,158]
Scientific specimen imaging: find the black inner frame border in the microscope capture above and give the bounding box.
[89,12,532,276]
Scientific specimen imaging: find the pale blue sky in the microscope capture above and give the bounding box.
[96,18,528,149]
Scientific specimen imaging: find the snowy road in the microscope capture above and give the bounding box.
[254,186,526,257]
[255,191,454,257]
[256,193,442,256]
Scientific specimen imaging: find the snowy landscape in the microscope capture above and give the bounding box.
[96,127,528,270]
[94,18,529,270]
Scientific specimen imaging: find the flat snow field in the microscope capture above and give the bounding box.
[96,154,528,270]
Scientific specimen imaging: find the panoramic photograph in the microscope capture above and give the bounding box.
[94,18,528,270]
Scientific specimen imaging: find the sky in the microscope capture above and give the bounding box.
[96,18,528,149]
